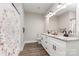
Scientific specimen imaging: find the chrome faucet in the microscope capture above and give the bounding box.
[68,30,72,34]
[62,28,72,37]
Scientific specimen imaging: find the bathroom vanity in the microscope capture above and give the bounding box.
[40,33,79,56]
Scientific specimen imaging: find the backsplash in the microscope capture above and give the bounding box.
[0,4,21,56]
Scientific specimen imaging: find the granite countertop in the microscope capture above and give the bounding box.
[41,33,79,42]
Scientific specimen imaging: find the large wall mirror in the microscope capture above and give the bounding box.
[49,3,76,37]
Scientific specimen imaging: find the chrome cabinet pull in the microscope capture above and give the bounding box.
[41,37,43,40]
[53,45,54,49]
[54,45,56,50]
[53,45,56,50]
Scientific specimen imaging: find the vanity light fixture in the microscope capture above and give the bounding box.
[57,3,65,8]
[57,4,63,8]
[49,12,56,17]
[45,12,52,18]
[58,3,72,9]
[46,12,56,18]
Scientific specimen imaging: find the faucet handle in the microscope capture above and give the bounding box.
[68,30,72,34]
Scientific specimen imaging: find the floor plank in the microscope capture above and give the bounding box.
[19,42,49,56]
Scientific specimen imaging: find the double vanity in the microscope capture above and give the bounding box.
[36,3,79,56]
[39,33,79,56]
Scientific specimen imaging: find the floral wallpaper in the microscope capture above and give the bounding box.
[0,4,21,56]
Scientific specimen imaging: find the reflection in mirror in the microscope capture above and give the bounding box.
[49,3,76,37]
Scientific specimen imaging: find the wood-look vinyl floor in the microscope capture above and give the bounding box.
[19,42,49,56]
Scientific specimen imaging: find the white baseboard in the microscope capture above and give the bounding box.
[24,40,37,44]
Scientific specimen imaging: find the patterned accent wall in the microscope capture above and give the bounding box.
[0,4,21,56]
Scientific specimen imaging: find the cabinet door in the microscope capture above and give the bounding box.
[41,35,53,55]
[53,42,66,56]
[41,35,66,56]
[46,42,55,56]
[45,37,54,56]
[48,37,66,56]
[41,35,47,50]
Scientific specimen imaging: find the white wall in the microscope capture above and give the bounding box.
[24,13,44,43]
[14,3,24,51]
[49,16,59,32]
[57,12,70,30]
[0,3,22,56]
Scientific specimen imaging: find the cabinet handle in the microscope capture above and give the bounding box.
[54,45,56,50]
[53,45,54,50]
[41,37,43,40]
[53,45,56,50]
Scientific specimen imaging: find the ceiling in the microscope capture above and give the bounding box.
[23,3,54,15]
[23,3,76,16]
[55,3,76,16]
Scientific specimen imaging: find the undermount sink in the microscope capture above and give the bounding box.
[63,34,76,37]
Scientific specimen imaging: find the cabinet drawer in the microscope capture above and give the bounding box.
[41,34,66,56]
[48,37,66,47]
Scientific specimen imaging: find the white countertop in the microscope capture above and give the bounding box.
[42,33,79,41]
